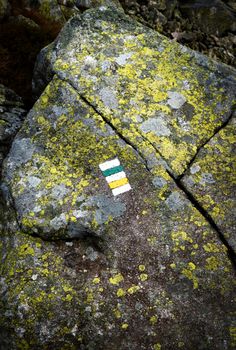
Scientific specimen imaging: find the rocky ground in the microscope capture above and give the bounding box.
[120,0,236,68]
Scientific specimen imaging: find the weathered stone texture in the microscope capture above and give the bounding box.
[33,7,236,177]
[1,5,236,350]
[182,115,236,252]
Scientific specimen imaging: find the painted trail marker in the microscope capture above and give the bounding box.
[99,158,131,196]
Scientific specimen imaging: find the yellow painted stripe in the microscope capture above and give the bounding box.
[109,177,129,189]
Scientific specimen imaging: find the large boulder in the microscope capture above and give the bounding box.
[1,5,236,350]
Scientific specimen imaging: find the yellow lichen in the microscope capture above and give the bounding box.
[139,273,148,282]
[109,273,124,285]
[117,288,126,297]
[150,315,158,325]
[181,268,198,289]
[127,285,140,294]
[205,256,221,271]
[113,308,122,318]
[92,277,100,284]
[121,323,129,330]
[138,265,146,272]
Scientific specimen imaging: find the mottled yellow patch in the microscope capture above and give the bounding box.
[138,265,146,272]
[229,326,236,346]
[92,277,100,284]
[205,256,220,271]
[117,288,126,297]
[139,273,148,282]
[203,243,220,253]
[188,262,196,270]
[109,273,124,285]
[113,308,122,318]
[70,216,77,222]
[150,315,158,325]
[153,343,161,350]
[127,285,140,294]
[121,323,129,330]
[181,268,198,289]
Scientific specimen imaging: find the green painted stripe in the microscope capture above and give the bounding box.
[102,165,124,177]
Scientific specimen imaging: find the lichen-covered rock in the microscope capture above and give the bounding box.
[1,215,236,349]
[182,115,236,252]
[1,77,236,346]
[1,5,236,350]
[33,6,236,177]
[0,85,26,169]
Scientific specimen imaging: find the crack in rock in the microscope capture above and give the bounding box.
[56,73,236,268]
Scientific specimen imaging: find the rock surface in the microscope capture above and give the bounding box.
[182,114,236,252]
[33,6,235,178]
[1,5,236,350]
[0,85,26,169]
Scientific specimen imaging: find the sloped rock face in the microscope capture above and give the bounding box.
[182,115,236,251]
[1,6,236,350]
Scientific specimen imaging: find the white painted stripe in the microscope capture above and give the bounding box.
[105,171,126,183]
[112,183,132,196]
[99,158,120,171]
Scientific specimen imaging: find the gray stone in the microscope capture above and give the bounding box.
[167,91,187,109]
[99,87,118,109]
[182,116,236,252]
[165,191,188,211]
[33,6,236,177]
[1,6,236,350]
[140,115,171,136]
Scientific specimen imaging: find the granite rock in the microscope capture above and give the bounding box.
[1,5,236,350]
[182,115,236,252]
[33,6,236,177]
